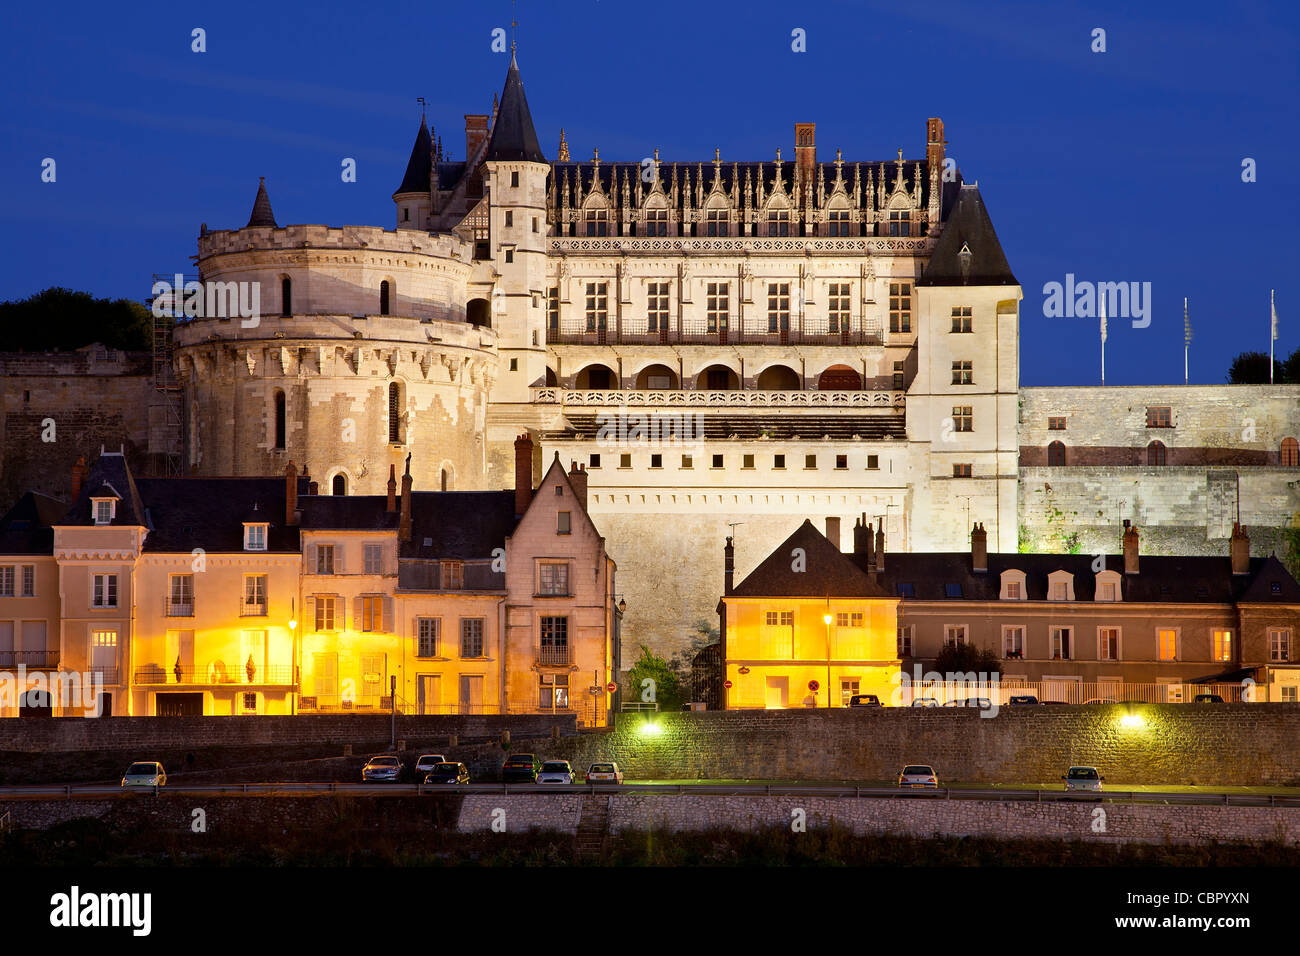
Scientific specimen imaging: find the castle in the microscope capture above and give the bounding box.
[3,54,1297,664]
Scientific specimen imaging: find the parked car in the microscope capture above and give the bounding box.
[1193,694,1225,703]
[1007,695,1040,705]
[897,765,939,788]
[945,697,993,710]
[502,753,542,783]
[424,762,469,785]
[1062,766,1104,792]
[413,754,447,779]
[848,694,882,708]
[361,755,404,783]
[910,697,939,707]
[537,760,576,784]
[585,762,624,784]
[1082,698,1118,705]
[1041,700,1069,706]
[121,762,166,788]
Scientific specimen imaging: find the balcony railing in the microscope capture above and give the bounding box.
[537,644,572,667]
[531,387,905,409]
[548,236,931,255]
[133,663,294,685]
[0,650,59,668]
[549,327,884,346]
[239,600,268,617]
[164,597,194,618]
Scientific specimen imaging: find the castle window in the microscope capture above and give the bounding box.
[825,209,850,236]
[952,361,973,385]
[893,361,904,390]
[332,474,347,496]
[388,382,402,444]
[589,454,600,468]
[999,569,1026,600]
[273,390,286,450]
[280,277,291,317]
[1146,440,1167,466]
[532,217,538,232]
[1047,441,1066,466]
[951,307,972,332]
[511,171,519,187]
[889,282,911,333]
[766,208,790,236]
[1145,406,1172,428]
[584,206,609,236]
[767,283,790,333]
[403,207,409,222]
[706,283,729,333]
[647,282,670,333]
[584,283,608,332]
[1281,437,1299,467]
[952,406,973,432]
[644,207,668,236]
[1048,416,1067,430]
[835,454,848,470]
[953,463,972,477]
[379,280,391,315]
[547,287,559,332]
[441,469,448,491]
[505,211,513,227]
[827,283,850,333]
[705,208,728,236]
[804,454,817,469]
[888,209,911,237]
[866,455,878,469]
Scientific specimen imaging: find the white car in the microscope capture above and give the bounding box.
[361,755,403,783]
[536,760,575,784]
[1063,766,1104,792]
[898,765,939,788]
[413,754,447,780]
[121,762,166,788]
[585,761,624,784]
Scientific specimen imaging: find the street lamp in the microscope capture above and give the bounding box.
[823,607,833,709]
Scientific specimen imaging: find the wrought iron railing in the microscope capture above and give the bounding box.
[538,645,572,667]
[133,664,293,685]
[531,387,905,408]
[0,650,59,668]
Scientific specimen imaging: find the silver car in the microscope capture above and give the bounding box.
[898,764,939,788]
[361,755,403,783]
[1062,766,1104,792]
[536,760,575,784]
[413,754,447,779]
[121,761,166,788]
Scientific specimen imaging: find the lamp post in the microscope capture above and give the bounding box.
[823,609,833,708]
[288,600,298,716]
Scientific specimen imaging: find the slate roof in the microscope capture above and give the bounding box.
[0,492,64,555]
[134,477,306,553]
[395,118,433,195]
[918,184,1017,286]
[731,520,893,599]
[61,454,147,528]
[483,53,545,163]
[246,178,278,228]
[296,491,521,560]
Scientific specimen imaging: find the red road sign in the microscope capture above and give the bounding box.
[808,680,820,691]
[723,680,733,689]
[606,682,617,693]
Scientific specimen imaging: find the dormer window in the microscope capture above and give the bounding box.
[1095,569,1122,602]
[1000,569,1027,600]
[1047,570,1075,602]
[244,523,268,551]
[93,499,115,525]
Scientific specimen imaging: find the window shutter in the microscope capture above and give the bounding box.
[308,544,316,572]
[411,617,418,644]
[383,596,394,634]
[305,595,315,628]
[352,596,362,630]
[335,545,344,575]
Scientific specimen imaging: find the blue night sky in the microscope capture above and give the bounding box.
[1,0,1295,386]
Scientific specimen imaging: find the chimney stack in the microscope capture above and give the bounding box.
[926,117,946,172]
[794,122,816,187]
[863,518,876,571]
[825,517,841,551]
[465,114,489,161]
[514,434,534,516]
[724,536,735,595]
[568,460,588,509]
[386,464,398,513]
[70,455,87,501]
[874,525,885,571]
[399,454,413,542]
[971,522,987,572]
[1123,523,1140,575]
[285,461,299,526]
[1230,522,1250,575]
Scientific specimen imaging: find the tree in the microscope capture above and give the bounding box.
[933,640,1002,677]
[1282,346,1300,386]
[626,646,686,712]
[1226,350,1286,384]
[0,287,153,352]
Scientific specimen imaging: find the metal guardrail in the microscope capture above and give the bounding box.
[0,782,1295,807]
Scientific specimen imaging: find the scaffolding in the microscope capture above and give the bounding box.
[147,273,189,477]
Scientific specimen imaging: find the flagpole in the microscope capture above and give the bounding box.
[1100,300,1107,386]
[1183,297,1190,385]
[1271,289,1277,384]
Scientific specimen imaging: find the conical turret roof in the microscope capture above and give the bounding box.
[246,177,278,228]
[483,53,545,163]
[395,117,433,194]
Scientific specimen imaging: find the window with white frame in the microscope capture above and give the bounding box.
[897,625,913,657]
[1047,571,1074,601]
[944,624,967,646]
[314,595,336,631]
[585,282,608,331]
[364,543,384,575]
[1002,626,1025,659]
[647,281,669,333]
[1095,570,1121,602]
[416,618,440,658]
[243,575,267,615]
[1050,626,1072,659]
[92,498,115,525]
[315,544,335,574]
[1098,627,1121,661]
[168,574,194,615]
[92,573,118,608]
[839,678,860,705]
[1000,569,1026,600]
[835,611,865,628]
[538,561,570,596]
[539,673,570,709]
[706,282,729,332]
[827,283,851,332]
[1270,627,1292,662]
[244,523,268,551]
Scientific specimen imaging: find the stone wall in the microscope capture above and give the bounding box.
[0,713,576,753]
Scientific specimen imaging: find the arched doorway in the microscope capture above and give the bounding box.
[332,473,347,495]
[1048,441,1066,466]
[575,364,617,389]
[817,364,862,390]
[757,365,801,390]
[696,364,739,390]
[1146,441,1167,466]
[467,298,492,328]
[634,364,679,389]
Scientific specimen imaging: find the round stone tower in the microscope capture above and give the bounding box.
[174,181,495,495]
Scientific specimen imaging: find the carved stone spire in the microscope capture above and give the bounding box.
[557,127,569,162]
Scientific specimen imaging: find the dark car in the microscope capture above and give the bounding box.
[1008,695,1040,706]
[848,694,882,708]
[1193,693,1225,703]
[424,762,470,786]
[502,753,542,783]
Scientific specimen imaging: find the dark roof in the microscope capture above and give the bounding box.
[0,492,64,555]
[546,412,906,442]
[296,491,521,560]
[134,477,305,553]
[298,495,400,532]
[918,184,1017,286]
[246,178,278,228]
[1236,555,1300,603]
[62,454,147,528]
[395,118,432,195]
[483,53,545,163]
[732,520,891,598]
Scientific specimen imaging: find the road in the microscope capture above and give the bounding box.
[1,781,1298,806]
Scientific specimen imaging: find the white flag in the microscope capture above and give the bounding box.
[1273,295,1280,341]
[1100,299,1107,343]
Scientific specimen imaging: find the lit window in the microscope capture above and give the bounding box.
[1051,627,1072,659]
[416,618,440,657]
[360,595,383,632]
[315,596,336,631]
[1270,628,1292,662]
[1213,629,1233,662]
[1157,628,1178,661]
[1099,627,1120,661]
